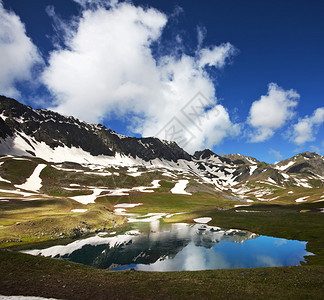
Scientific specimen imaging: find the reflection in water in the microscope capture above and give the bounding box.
[23,223,312,271]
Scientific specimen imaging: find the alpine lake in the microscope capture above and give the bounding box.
[22,218,312,272]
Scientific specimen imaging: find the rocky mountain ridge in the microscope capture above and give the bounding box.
[0,96,190,162]
[1,95,324,193]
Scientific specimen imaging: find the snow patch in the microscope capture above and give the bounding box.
[276,161,295,171]
[151,180,160,188]
[162,171,176,177]
[249,165,258,176]
[0,176,11,183]
[295,196,310,203]
[281,173,290,180]
[266,177,277,185]
[114,203,143,208]
[193,217,212,224]
[170,180,192,195]
[245,157,257,165]
[71,209,88,213]
[15,164,47,192]
[128,172,143,177]
[0,113,8,121]
[106,188,130,196]
[294,178,312,188]
[70,188,105,205]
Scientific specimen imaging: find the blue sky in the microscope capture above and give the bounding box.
[1,0,323,163]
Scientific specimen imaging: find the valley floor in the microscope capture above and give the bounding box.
[1,201,324,299]
[1,155,324,299]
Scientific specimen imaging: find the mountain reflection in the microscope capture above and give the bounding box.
[23,222,310,271]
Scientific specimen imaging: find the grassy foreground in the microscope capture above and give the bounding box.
[1,156,324,298]
[1,250,324,300]
[1,198,324,299]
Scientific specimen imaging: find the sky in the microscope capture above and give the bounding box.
[0,0,323,163]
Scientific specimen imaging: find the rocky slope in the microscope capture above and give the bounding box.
[0,96,191,163]
[1,95,324,196]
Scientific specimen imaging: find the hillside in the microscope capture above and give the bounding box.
[0,96,324,300]
[0,95,323,247]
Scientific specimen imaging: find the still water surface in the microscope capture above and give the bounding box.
[23,222,312,271]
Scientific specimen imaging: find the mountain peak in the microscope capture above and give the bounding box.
[299,151,321,159]
[0,96,323,186]
[193,149,216,160]
[0,96,190,163]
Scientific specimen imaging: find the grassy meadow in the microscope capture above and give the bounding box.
[0,155,324,299]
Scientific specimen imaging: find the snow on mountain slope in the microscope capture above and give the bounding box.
[1,96,324,196]
[275,161,295,171]
[0,132,143,166]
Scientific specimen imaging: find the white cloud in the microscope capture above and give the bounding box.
[196,25,206,50]
[292,107,324,145]
[0,1,42,97]
[269,149,283,161]
[198,43,235,68]
[43,1,239,153]
[247,83,299,142]
[73,0,118,9]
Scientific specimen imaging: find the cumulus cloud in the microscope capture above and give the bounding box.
[0,1,42,97]
[247,83,299,142]
[291,107,324,145]
[43,1,239,153]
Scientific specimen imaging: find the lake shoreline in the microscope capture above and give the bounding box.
[19,222,311,272]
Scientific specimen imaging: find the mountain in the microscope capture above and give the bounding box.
[275,151,324,177]
[1,95,324,199]
[0,96,191,164]
[1,95,324,247]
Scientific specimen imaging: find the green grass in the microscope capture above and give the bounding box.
[40,165,168,190]
[308,179,323,187]
[0,250,323,300]
[241,180,324,204]
[155,180,174,192]
[0,198,125,247]
[1,156,324,298]
[44,188,93,197]
[96,191,235,213]
[0,181,15,189]
[0,159,39,184]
